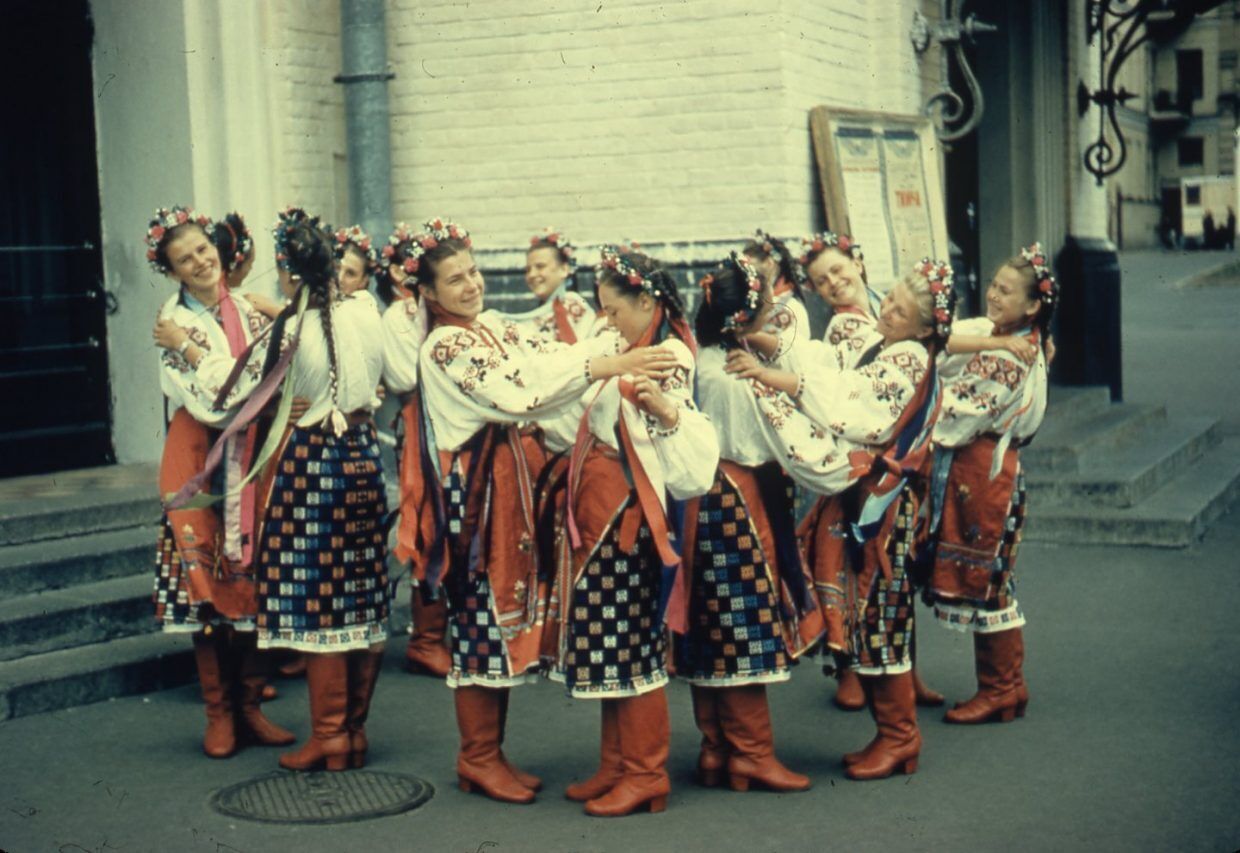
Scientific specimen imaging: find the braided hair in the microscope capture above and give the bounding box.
[595,245,691,349]
[211,212,253,275]
[274,223,342,411]
[693,253,765,350]
[743,230,805,301]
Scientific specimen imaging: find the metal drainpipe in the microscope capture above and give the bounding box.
[335,0,394,249]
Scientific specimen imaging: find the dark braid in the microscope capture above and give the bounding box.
[283,223,341,409]
[744,233,805,301]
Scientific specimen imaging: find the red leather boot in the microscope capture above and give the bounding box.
[690,686,729,787]
[233,631,296,747]
[846,672,921,781]
[345,648,385,768]
[585,689,671,817]
[405,587,451,678]
[454,686,535,803]
[566,699,622,801]
[717,685,811,792]
[279,653,351,771]
[945,628,1024,724]
[192,629,236,759]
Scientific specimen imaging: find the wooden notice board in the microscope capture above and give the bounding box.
[810,107,949,292]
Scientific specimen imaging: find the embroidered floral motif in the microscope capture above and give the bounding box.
[964,353,1026,391]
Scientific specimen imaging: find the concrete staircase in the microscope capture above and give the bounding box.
[1022,386,1240,547]
[0,464,194,721]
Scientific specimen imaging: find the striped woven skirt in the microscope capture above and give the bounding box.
[255,424,389,652]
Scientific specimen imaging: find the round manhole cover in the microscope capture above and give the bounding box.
[211,770,434,824]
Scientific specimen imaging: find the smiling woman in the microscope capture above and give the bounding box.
[144,204,294,762]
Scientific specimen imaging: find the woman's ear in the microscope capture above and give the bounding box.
[419,282,437,304]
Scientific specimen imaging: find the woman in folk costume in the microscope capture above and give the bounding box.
[925,243,1054,725]
[675,252,823,794]
[146,205,295,758]
[742,233,943,713]
[380,222,453,679]
[742,230,811,341]
[543,245,719,817]
[507,227,600,345]
[729,258,956,780]
[412,222,670,804]
[164,220,391,770]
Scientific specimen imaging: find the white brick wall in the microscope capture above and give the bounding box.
[266,0,348,226]
[385,0,932,263]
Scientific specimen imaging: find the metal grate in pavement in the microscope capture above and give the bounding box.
[210,770,433,824]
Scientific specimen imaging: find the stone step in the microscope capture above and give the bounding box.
[1023,401,1167,474]
[1045,384,1113,426]
[0,526,156,600]
[0,631,193,722]
[0,463,159,546]
[1025,417,1220,508]
[0,486,159,547]
[0,574,156,662]
[1023,436,1240,547]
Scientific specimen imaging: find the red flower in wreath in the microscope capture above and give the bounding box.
[422,237,438,250]
[404,258,418,273]
[1033,255,1045,267]
[935,308,950,322]
[837,235,851,251]
[1039,279,1052,293]
[382,245,395,258]
[150,225,165,240]
[628,272,643,287]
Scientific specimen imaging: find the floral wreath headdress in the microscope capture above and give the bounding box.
[1019,241,1058,308]
[699,251,764,333]
[596,243,666,298]
[913,257,956,344]
[145,205,213,273]
[382,221,417,268]
[273,206,327,271]
[333,224,379,276]
[530,227,576,270]
[214,212,254,271]
[799,231,864,266]
[401,218,472,276]
[753,229,806,287]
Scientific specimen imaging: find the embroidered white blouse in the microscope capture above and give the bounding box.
[418,309,615,454]
[280,290,385,428]
[158,290,269,426]
[558,337,719,501]
[933,316,1048,457]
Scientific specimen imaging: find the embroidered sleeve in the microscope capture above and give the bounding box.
[646,342,719,499]
[796,342,927,446]
[160,326,269,426]
[423,323,593,418]
[748,380,869,496]
[934,350,1028,448]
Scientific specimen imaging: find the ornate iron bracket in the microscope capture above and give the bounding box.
[911,2,998,143]
[1077,2,1159,186]
[1078,1,1225,185]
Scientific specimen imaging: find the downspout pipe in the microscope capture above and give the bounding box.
[336,0,394,252]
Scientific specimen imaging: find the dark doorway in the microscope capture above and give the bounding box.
[0,0,113,477]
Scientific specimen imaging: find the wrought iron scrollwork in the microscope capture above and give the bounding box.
[1079,0,1223,185]
[911,2,998,143]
